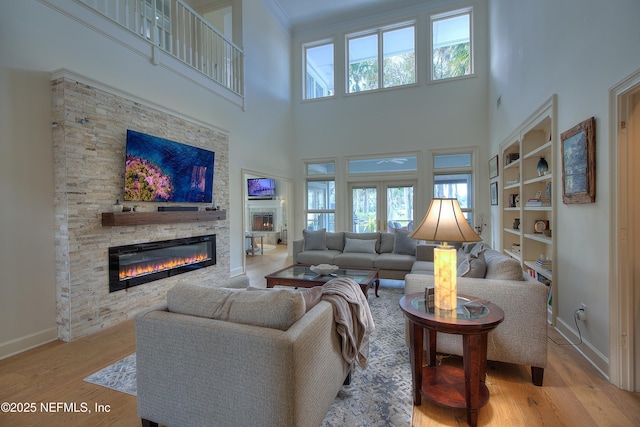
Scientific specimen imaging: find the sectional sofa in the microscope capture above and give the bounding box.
[292,229,431,280]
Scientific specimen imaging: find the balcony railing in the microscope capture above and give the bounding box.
[80,0,244,97]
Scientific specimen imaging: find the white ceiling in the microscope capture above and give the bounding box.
[272,0,433,29]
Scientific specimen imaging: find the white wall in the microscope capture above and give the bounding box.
[291,0,491,238]
[0,0,293,357]
[488,0,640,371]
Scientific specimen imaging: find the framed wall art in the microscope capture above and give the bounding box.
[561,117,596,204]
[490,181,498,205]
[489,155,499,179]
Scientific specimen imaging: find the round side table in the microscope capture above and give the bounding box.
[399,292,504,427]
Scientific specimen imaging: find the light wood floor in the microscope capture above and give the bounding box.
[1,245,638,426]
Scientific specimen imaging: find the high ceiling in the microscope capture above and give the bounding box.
[274,0,431,28]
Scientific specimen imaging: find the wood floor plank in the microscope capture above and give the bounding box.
[1,245,638,426]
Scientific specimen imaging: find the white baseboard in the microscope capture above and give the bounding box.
[0,327,58,361]
[230,267,245,278]
[554,318,609,380]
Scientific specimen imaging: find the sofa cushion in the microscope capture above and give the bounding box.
[374,253,415,271]
[393,229,417,256]
[483,249,523,280]
[303,228,327,251]
[457,253,487,278]
[296,249,341,265]
[343,237,377,254]
[411,260,435,274]
[379,232,395,253]
[325,232,345,251]
[333,252,376,268]
[248,286,322,313]
[167,284,305,331]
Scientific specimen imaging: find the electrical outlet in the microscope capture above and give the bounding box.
[577,303,587,321]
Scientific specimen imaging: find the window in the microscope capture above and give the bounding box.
[304,42,334,100]
[142,0,172,50]
[432,152,475,224]
[306,162,336,231]
[431,8,472,81]
[348,155,418,174]
[347,23,415,93]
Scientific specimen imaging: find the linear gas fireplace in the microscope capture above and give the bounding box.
[108,235,216,292]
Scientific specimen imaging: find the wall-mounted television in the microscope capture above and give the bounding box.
[124,130,215,203]
[247,178,276,199]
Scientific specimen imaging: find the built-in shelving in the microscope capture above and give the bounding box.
[499,94,557,324]
[101,210,227,227]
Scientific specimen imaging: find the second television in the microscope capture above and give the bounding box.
[247,178,276,199]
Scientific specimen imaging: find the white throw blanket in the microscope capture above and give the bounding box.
[321,277,375,369]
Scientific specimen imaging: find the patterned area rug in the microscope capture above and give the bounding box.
[84,283,412,426]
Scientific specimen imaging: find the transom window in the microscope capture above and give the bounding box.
[431,8,473,81]
[347,23,416,93]
[304,41,335,100]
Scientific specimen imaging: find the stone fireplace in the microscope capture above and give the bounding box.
[52,72,230,342]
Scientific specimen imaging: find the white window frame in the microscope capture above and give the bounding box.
[430,7,474,82]
[431,149,477,226]
[345,20,417,95]
[303,40,335,101]
[305,161,336,231]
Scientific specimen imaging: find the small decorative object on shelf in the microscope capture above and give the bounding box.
[505,152,520,165]
[112,199,123,212]
[512,218,520,230]
[537,157,549,176]
[534,220,550,234]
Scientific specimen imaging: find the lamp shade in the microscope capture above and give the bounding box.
[408,198,481,243]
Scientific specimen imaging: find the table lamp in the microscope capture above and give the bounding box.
[408,198,481,313]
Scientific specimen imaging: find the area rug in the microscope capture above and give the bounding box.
[84,283,412,426]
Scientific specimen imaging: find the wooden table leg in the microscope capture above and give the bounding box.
[462,333,485,427]
[408,321,423,405]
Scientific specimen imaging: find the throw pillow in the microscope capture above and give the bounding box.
[457,253,487,278]
[303,228,327,251]
[393,229,417,255]
[343,237,377,254]
[470,242,489,256]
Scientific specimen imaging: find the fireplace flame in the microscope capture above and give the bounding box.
[119,253,210,281]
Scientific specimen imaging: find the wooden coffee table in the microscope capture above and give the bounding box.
[265,264,379,298]
[399,292,504,427]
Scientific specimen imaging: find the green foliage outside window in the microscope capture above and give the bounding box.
[432,42,470,80]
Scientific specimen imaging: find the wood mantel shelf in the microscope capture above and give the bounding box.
[101,210,227,227]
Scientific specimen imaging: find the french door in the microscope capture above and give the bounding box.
[350,182,415,233]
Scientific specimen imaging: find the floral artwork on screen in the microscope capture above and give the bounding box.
[124,130,214,203]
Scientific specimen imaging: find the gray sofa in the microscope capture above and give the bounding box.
[404,243,549,385]
[293,229,433,280]
[135,276,351,427]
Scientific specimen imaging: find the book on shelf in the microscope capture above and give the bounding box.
[526,197,551,207]
[536,259,552,269]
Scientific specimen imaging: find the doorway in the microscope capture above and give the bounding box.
[611,70,640,391]
[350,182,415,233]
[241,169,292,270]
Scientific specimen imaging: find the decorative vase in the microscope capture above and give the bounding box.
[112,199,123,212]
[512,218,520,230]
[537,157,549,176]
